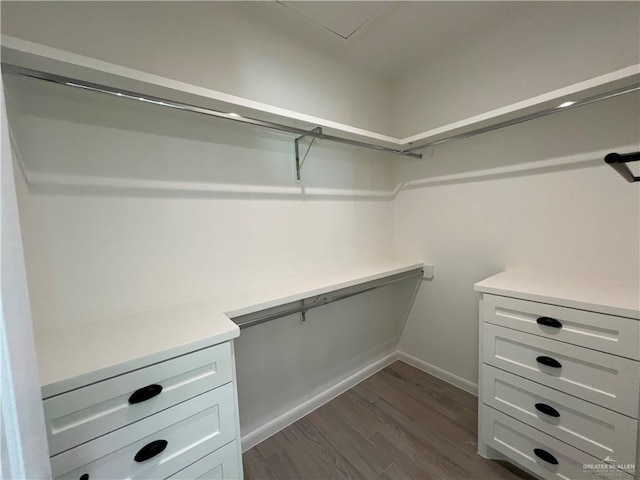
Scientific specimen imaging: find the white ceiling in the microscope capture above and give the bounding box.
[277,1,388,39]
[240,1,528,79]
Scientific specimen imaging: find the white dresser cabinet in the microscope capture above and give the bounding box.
[475,271,639,480]
[35,304,243,480]
[43,342,242,480]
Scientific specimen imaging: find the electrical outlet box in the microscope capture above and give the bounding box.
[423,263,435,279]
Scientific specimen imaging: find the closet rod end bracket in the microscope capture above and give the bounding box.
[295,127,323,182]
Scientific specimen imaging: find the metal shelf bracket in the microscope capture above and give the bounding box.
[604,152,640,183]
[295,127,322,182]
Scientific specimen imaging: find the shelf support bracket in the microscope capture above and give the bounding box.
[295,127,322,182]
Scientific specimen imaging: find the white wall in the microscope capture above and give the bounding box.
[391,1,640,387]
[394,94,640,386]
[236,277,417,440]
[0,1,392,135]
[391,1,640,137]
[1,1,409,447]
[6,75,397,332]
[0,70,51,480]
[5,70,413,440]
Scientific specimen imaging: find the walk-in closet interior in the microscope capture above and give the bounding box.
[1,2,639,480]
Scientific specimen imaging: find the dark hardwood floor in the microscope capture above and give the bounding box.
[242,361,531,480]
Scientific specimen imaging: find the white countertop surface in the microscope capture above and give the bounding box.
[474,270,640,320]
[37,261,424,397]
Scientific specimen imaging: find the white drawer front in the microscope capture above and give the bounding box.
[45,342,232,455]
[482,406,634,480]
[482,365,637,467]
[483,323,640,417]
[51,384,236,480]
[483,295,640,360]
[167,441,240,480]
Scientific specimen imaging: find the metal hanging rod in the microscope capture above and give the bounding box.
[409,82,640,151]
[1,63,422,160]
[3,63,638,164]
[231,267,423,329]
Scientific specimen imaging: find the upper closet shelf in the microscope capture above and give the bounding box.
[0,36,406,153]
[2,36,639,153]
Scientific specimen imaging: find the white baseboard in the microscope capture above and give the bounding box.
[240,351,399,452]
[396,351,478,396]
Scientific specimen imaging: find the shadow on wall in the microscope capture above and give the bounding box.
[4,74,395,200]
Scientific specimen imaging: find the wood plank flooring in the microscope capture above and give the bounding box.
[243,361,531,480]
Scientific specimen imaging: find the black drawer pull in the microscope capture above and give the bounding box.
[536,356,562,369]
[128,384,163,404]
[79,475,89,480]
[134,439,168,462]
[534,448,559,465]
[536,317,562,329]
[535,403,560,418]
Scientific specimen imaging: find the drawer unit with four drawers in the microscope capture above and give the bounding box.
[475,271,639,480]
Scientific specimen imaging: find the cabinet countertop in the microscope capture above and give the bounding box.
[474,270,639,320]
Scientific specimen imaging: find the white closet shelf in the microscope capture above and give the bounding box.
[2,35,638,151]
[0,35,399,148]
[474,270,640,320]
[403,65,640,146]
[36,261,424,398]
